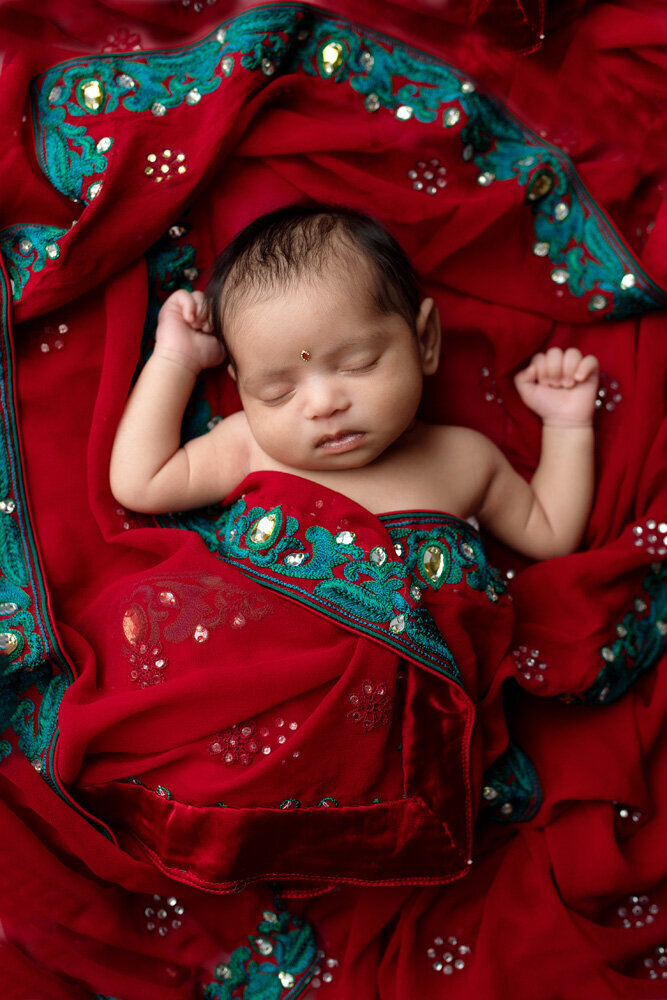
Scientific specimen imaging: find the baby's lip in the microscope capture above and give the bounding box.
[315,430,365,453]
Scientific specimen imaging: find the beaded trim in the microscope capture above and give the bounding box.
[9,3,663,313]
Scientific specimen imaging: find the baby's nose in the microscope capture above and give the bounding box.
[303,376,349,419]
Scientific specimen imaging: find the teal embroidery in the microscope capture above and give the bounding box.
[0,224,68,302]
[481,743,542,823]
[203,908,320,999]
[0,739,11,761]
[166,498,461,681]
[29,5,663,315]
[11,673,67,784]
[582,562,667,705]
[383,513,507,603]
[32,7,306,203]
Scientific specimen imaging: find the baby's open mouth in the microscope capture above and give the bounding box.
[315,431,365,453]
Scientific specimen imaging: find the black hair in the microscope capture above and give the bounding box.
[205,202,420,358]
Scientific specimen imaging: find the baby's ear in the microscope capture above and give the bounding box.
[415,297,441,376]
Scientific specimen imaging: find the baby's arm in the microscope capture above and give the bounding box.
[110,290,249,514]
[476,347,599,559]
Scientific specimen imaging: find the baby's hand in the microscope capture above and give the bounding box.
[155,290,225,374]
[514,348,599,427]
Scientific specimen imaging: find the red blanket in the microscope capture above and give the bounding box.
[0,1,666,997]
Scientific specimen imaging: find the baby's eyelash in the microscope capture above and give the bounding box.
[342,358,379,373]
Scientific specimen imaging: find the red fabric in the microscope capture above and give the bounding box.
[0,1,666,998]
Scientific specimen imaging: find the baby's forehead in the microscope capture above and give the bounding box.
[222,247,379,330]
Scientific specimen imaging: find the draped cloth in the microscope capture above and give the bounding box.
[0,1,666,997]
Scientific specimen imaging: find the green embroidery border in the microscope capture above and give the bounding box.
[0,261,113,836]
[3,2,661,313]
[164,499,462,683]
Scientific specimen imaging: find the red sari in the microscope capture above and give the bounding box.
[0,1,666,997]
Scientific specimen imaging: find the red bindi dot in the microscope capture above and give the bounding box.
[300,349,311,361]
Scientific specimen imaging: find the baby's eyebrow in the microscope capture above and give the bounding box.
[243,366,295,389]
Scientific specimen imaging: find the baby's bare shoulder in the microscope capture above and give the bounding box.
[420,423,497,462]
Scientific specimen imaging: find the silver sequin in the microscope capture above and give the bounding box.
[620,273,636,290]
[151,102,167,116]
[443,107,461,127]
[532,241,550,257]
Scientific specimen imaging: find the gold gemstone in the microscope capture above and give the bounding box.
[250,513,277,544]
[122,605,145,645]
[422,545,444,582]
[526,170,554,201]
[0,632,19,655]
[80,79,104,111]
[321,40,345,75]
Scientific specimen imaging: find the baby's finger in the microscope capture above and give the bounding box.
[545,347,564,383]
[573,354,600,382]
[562,347,582,383]
[531,352,547,383]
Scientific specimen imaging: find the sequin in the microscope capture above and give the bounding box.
[285,552,306,566]
[461,80,475,93]
[0,603,18,615]
[336,530,356,545]
[49,86,62,102]
[117,74,135,89]
[186,88,201,105]
[462,144,474,160]
[169,224,186,239]
[256,937,273,955]
[32,758,43,772]
[88,182,102,199]
[500,802,513,816]
[550,268,569,284]
[396,105,413,120]
[477,172,495,186]
[19,238,33,253]
[394,542,404,557]
[554,201,569,221]
[80,79,104,111]
[422,544,445,582]
[193,624,209,642]
[360,50,374,71]
[482,785,498,801]
[620,273,636,290]
[159,590,176,606]
[96,136,112,152]
[365,93,380,112]
[320,41,345,75]
[278,971,295,988]
[151,102,167,116]
[1,498,17,514]
[0,633,19,655]
[533,241,550,257]
[443,107,461,126]
[461,542,474,559]
[410,583,422,601]
[216,28,227,43]
[590,294,607,311]
[370,546,387,567]
[221,57,234,75]
[389,614,406,634]
[261,58,275,76]
[250,512,278,544]
[601,646,615,662]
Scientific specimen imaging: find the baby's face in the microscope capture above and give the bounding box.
[224,264,440,472]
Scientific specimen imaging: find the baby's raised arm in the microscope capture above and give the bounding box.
[109,290,249,514]
[475,347,599,559]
